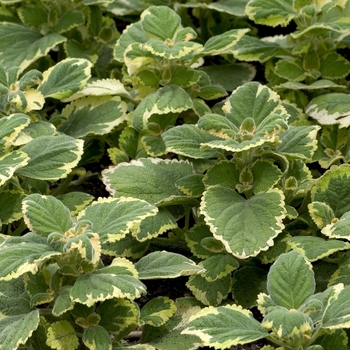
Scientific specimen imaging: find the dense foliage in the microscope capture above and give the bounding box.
[1,0,350,349]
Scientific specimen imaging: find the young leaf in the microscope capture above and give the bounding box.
[38,58,92,99]
[58,96,127,138]
[267,251,315,310]
[46,320,79,350]
[15,135,84,180]
[22,194,73,236]
[135,251,205,279]
[183,304,268,348]
[201,187,285,258]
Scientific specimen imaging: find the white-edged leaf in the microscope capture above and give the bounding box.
[77,197,158,243]
[22,194,73,236]
[16,135,84,180]
[0,22,66,71]
[201,187,286,259]
[38,58,92,99]
[58,96,127,138]
[183,304,268,348]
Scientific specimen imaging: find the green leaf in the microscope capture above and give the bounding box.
[135,251,205,279]
[267,251,315,309]
[15,135,84,180]
[0,277,32,317]
[162,124,223,159]
[58,96,127,138]
[82,325,112,350]
[306,93,350,128]
[277,125,321,160]
[186,273,232,306]
[47,320,79,350]
[246,0,297,27]
[288,236,350,262]
[201,187,285,258]
[52,286,74,317]
[77,197,158,243]
[0,310,40,350]
[132,85,193,132]
[200,63,256,91]
[0,190,25,224]
[200,254,239,282]
[0,23,66,71]
[71,258,146,306]
[102,158,197,205]
[232,267,268,308]
[275,58,305,81]
[183,304,268,348]
[38,58,92,99]
[22,194,73,236]
[320,52,350,79]
[54,10,85,34]
[141,296,176,327]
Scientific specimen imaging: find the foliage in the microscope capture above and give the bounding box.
[0,1,350,349]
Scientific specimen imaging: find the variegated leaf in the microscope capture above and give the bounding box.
[132,85,192,132]
[77,197,158,243]
[58,96,127,138]
[201,187,286,258]
[38,58,92,99]
[16,135,84,180]
[46,320,79,350]
[22,194,73,236]
[0,22,66,71]
[70,258,146,306]
[140,296,176,327]
[82,325,112,350]
[288,236,350,262]
[183,304,268,348]
[102,158,197,205]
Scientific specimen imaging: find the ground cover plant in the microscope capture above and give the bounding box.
[1,0,350,349]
